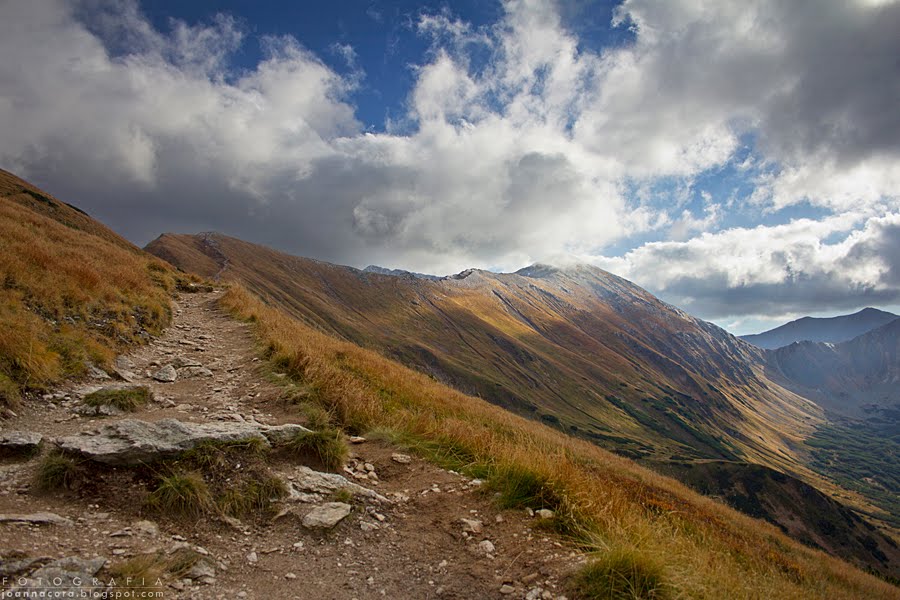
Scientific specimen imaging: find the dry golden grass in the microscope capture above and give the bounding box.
[222,284,899,599]
[0,170,198,407]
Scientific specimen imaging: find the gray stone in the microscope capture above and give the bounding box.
[115,356,135,371]
[500,584,516,595]
[302,502,352,529]
[535,509,554,519]
[391,453,412,464]
[111,367,137,382]
[187,558,216,579]
[87,365,111,380]
[0,557,50,578]
[75,403,124,417]
[0,512,74,526]
[152,365,177,382]
[132,520,159,536]
[0,430,43,454]
[181,367,213,378]
[288,466,389,503]
[55,419,311,466]
[460,518,483,534]
[172,357,202,368]
[12,556,106,595]
[477,540,495,554]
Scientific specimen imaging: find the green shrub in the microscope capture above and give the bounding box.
[83,386,152,412]
[487,463,561,511]
[281,428,348,471]
[571,548,669,599]
[145,472,212,518]
[218,475,287,517]
[34,451,85,491]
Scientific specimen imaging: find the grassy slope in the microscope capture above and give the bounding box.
[0,169,192,407]
[145,234,823,475]
[221,284,898,599]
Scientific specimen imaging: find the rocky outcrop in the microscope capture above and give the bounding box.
[11,556,107,597]
[55,419,310,465]
[0,430,42,455]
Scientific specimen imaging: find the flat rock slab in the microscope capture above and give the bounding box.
[302,502,352,529]
[56,418,311,466]
[0,430,43,454]
[0,512,74,526]
[289,466,389,504]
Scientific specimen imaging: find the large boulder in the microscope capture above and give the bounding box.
[55,419,310,465]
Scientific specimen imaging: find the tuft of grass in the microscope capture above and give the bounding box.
[281,428,348,471]
[34,450,85,491]
[0,372,20,410]
[83,386,152,412]
[487,463,562,511]
[145,471,212,518]
[180,437,268,474]
[218,475,287,517]
[108,554,166,593]
[570,548,669,600]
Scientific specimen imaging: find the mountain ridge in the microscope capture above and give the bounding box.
[742,307,899,350]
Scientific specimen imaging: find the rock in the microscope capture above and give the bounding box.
[87,365,111,380]
[0,430,43,455]
[12,556,106,595]
[187,558,216,579]
[525,587,545,600]
[477,540,495,554]
[152,365,177,382]
[500,584,516,594]
[285,572,297,580]
[360,521,379,532]
[181,367,214,378]
[536,509,554,519]
[288,466,389,503]
[133,520,159,536]
[246,552,258,564]
[460,518,483,534]
[348,436,366,444]
[114,369,137,383]
[522,573,540,585]
[391,453,412,464]
[55,418,311,466]
[0,557,50,578]
[75,403,124,417]
[0,512,74,526]
[302,502,352,529]
[172,357,202,368]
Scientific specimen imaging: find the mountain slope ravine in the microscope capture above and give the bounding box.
[0,290,579,599]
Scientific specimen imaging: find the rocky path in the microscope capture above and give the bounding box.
[0,291,580,599]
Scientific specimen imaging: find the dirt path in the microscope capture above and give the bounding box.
[0,291,580,599]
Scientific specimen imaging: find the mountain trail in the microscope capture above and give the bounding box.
[0,291,579,599]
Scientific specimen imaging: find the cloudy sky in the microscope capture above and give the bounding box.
[1,0,899,334]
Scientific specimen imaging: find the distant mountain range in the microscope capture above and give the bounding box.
[741,308,898,349]
[362,265,442,281]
